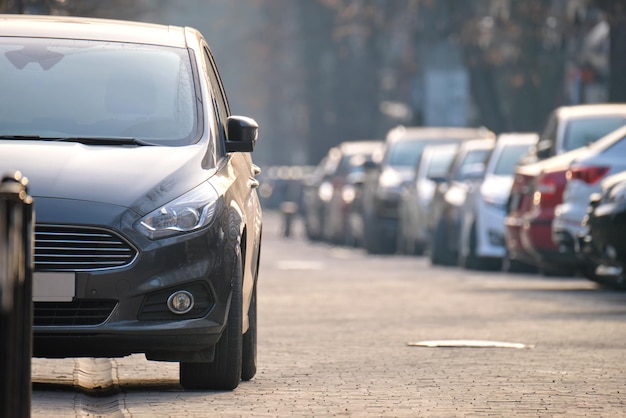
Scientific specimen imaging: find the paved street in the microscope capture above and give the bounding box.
[32,211,626,417]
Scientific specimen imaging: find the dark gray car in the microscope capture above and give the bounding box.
[0,14,262,391]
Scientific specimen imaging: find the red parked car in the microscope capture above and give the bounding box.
[506,152,595,275]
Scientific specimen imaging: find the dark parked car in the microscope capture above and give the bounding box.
[0,14,262,391]
[579,170,626,287]
[302,140,382,243]
[361,126,494,254]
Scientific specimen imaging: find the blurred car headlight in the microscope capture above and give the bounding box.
[342,184,357,204]
[482,192,507,210]
[318,181,334,202]
[379,169,404,190]
[137,182,219,239]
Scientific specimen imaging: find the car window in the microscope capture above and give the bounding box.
[606,134,626,154]
[0,37,199,145]
[492,143,534,175]
[203,46,230,154]
[452,148,490,181]
[563,116,626,151]
[424,149,457,178]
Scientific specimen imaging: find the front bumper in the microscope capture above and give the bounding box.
[32,197,238,362]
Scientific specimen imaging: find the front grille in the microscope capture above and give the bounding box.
[34,300,117,326]
[35,225,136,271]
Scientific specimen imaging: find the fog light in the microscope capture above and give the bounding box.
[167,291,194,314]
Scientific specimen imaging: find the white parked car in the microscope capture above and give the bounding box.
[458,133,537,270]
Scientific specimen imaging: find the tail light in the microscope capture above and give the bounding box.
[533,170,567,208]
[565,165,609,185]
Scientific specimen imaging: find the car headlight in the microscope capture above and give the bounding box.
[342,184,357,204]
[379,169,404,190]
[318,181,334,202]
[137,182,220,239]
[482,192,507,210]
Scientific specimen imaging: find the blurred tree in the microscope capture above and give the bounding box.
[594,0,626,101]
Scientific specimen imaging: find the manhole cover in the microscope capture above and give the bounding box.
[407,339,531,349]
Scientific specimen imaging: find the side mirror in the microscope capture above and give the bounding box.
[460,163,485,181]
[536,139,553,160]
[589,192,602,209]
[362,160,379,171]
[225,115,258,153]
[428,175,448,184]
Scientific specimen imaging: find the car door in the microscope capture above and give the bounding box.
[202,43,261,318]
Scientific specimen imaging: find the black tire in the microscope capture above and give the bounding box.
[364,214,384,254]
[503,255,538,274]
[430,217,453,266]
[180,252,243,391]
[241,280,257,381]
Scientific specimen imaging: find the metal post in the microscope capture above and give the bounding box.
[0,172,34,418]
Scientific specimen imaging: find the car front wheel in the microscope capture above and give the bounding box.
[241,278,257,381]
[179,252,243,391]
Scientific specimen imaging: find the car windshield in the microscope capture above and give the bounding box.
[563,116,626,151]
[386,140,428,167]
[0,37,199,146]
[492,143,533,175]
[386,138,463,167]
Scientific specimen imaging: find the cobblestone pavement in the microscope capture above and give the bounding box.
[31,211,626,417]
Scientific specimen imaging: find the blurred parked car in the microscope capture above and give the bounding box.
[361,126,495,254]
[579,170,626,287]
[551,125,626,278]
[397,144,459,255]
[302,140,382,243]
[505,103,626,274]
[521,103,626,164]
[457,133,537,270]
[429,139,496,266]
[0,14,262,391]
[257,165,314,211]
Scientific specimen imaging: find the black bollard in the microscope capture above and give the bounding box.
[0,172,34,418]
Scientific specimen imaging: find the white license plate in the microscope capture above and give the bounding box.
[33,272,75,302]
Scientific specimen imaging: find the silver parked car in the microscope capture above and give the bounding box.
[397,143,459,255]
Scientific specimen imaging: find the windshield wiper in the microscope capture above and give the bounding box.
[0,135,154,146]
[52,136,155,146]
[0,135,43,140]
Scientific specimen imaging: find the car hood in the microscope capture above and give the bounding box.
[480,175,514,203]
[0,140,211,215]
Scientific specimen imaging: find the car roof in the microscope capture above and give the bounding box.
[0,14,188,48]
[459,138,495,150]
[338,140,384,155]
[554,104,626,119]
[496,132,539,145]
[385,126,494,143]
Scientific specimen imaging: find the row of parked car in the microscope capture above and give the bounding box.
[301,103,626,288]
